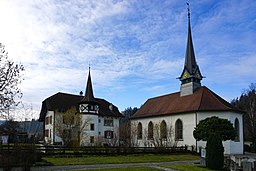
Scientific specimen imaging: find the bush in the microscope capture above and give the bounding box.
[0,144,40,171]
[206,134,224,170]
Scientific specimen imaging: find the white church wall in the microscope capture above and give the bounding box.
[131,113,196,147]
[196,111,243,154]
[132,111,243,154]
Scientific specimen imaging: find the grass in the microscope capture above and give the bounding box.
[70,167,162,171]
[166,164,221,171]
[42,154,199,166]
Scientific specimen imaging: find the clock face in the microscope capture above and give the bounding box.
[182,70,190,79]
[79,104,88,113]
[195,70,201,79]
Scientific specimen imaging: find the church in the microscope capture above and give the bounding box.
[39,69,123,146]
[131,8,243,154]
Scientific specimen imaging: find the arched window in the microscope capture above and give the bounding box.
[148,121,153,139]
[138,122,142,139]
[234,118,240,141]
[160,120,167,139]
[175,119,183,140]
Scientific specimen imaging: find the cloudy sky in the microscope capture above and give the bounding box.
[0,0,255,120]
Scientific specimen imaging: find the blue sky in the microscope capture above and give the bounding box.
[0,0,256,120]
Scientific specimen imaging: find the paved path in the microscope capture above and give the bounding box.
[31,160,199,171]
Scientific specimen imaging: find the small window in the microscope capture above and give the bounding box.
[45,117,49,125]
[99,119,101,123]
[104,131,113,139]
[148,121,153,139]
[175,119,183,140]
[104,118,113,126]
[234,118,240,141]
[90,136,94,143]
[99,132,101,135]
[90,124,95,131]
[49,116,53,124]
[138,122,142,139]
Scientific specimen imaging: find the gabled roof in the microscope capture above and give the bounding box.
[131,86,243,119]
[39,92,123,121]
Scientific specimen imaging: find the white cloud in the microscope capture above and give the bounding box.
[0,0,256,119]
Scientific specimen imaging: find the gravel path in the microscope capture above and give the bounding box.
[31,160,199,171]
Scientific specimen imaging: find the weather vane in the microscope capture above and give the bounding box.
[186,2,190,18]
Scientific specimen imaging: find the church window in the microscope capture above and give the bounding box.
[148,121,153,139]
[175,119,183,140]
[160,120,167,139]
[138,122,142,139]
[234,118,240,141]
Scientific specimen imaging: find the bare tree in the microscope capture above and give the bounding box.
[0,43,24,119]
[152,122,162,147]
[130,122,139,147]
[55,107,90,147]
[146,122,178,147]
[119,122,131,146]
[95,135,104,146]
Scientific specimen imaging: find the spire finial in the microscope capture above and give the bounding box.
[187,2,190,19]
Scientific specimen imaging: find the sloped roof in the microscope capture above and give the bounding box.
[39,92,123,121]
[81,68,97,103]
[131,86,243,119]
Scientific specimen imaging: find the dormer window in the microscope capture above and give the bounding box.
[109,104,113,111]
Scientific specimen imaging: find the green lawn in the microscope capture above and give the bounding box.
[166,164,221,171]
[70,167,162,171]
[43,154,199,166]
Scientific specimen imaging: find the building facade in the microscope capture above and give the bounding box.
[39,69,123,146]
[131,9,244,154]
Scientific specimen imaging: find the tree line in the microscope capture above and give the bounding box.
[231,83,256,152]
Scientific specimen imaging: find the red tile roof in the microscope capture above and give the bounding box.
[39,92,123,121]
[131,86,242,119]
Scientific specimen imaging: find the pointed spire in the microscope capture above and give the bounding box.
[184,2,197,75]
[81,66,95,102]
[179,3,203,96]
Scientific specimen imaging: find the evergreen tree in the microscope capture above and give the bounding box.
[193,116,235,169]
[206,133,224,170]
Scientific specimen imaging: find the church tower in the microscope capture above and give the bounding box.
[179,4,203,96]
[79,67,99,114]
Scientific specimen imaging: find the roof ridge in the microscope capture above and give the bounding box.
[148,91,180,100]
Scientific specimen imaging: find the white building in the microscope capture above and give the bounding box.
[39,69,123,146]
[131,9,244,154]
